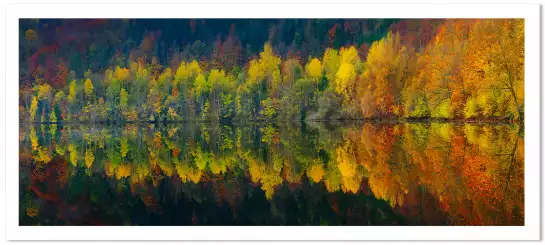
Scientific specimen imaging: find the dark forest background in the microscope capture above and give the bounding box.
[19,19,400,87]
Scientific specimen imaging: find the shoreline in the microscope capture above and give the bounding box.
[19,118,523,125]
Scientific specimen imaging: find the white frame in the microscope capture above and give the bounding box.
[4,3,541,241]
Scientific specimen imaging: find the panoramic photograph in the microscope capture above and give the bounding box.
[19,19,524,226]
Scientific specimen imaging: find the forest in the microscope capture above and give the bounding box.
[19,19,524,123]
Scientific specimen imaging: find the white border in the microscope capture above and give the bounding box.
[4,3,541,241]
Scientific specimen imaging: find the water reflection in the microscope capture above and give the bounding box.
[19,122,524,225]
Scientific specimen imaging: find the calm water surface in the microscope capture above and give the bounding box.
[19,122,524,225]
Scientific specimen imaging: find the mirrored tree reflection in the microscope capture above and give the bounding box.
[19,122,523,225]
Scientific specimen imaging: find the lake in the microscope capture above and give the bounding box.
[19,122,524,225]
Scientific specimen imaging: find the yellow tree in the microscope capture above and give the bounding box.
[36,83,52,101]
[207,69,227,120]
[305,58,323,85]
[461,19,524,120]
[84,78,94,104]
[335,63,356,101]
[322,48,341,85]
[68,80,77,103]
[32,84,52,122]
[174,60,201,117]
[335,46,360,103]
[194,73,210,120]
[358,32,413,117]
[114,66,131,82]
[258,43,282,94]
[245,43,281,118]
[247,43,281,97]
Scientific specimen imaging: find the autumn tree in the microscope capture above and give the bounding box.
[358,32,413,118]
[460,19,524,121]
